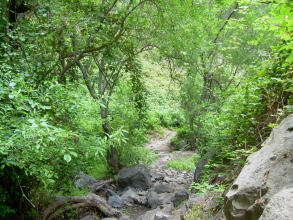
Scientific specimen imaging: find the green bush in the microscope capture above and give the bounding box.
[0,71,107,217]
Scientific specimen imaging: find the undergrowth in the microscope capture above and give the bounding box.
[184,204,209,220]
[167,153,200,172]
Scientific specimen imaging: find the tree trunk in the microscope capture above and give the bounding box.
[189,114,196,149]
[100,97,111,134]
[98,64,120,174]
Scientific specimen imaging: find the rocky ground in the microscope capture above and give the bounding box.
[72,129,226,220]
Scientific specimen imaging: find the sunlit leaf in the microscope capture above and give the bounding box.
[64,154,71,163]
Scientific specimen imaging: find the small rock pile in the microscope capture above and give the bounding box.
[75,160,201,220]
[111,163,195,220]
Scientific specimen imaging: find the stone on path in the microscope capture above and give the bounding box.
[118,164,152,191]
[108,195,124,208]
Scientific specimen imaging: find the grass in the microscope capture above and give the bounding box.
[167,153,200,172]
[184,204,209,220]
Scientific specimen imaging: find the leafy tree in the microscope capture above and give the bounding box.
[70,0,160,173]
[154,0,274,150]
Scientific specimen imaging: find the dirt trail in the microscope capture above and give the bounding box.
[145,129,194,169]
[145,129,177,152]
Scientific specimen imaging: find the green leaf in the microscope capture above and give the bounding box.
[64,154,71,163]
[28,119,35,124]
[268,123,277,129]
[8,94,14,99]
[285,52,293,63]
[40,122,49,127]
[48,136,56,141]
[9,82,16,87]
[70,151,78,157]
[40,106,51,110]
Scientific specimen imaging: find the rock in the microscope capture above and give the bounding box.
[224,114,293,220]
[193,151,214,183]
[166,170,173,176]
[151,183,173,193]
[137,208,161,220]
[138,191,147,196]
[150,171,165,181]
[133,195,148,206]
[176,177,186,184]
[74,172,96,189]
[163,176,175,182]
[259,188,293,220]
[119,216,130,220]
[185,194,206,209]
[154,211,171,220]
[160,203,174,214]
[158,192,175,204]
[118,164,152,191]
[121,188,139,203]
[172,201,188,220]
[106,189,116,198]
[146,191,160,208]
[108,195,124,208]
[80,215,96,220]
[173,190,189,207]
[172,184,188,193]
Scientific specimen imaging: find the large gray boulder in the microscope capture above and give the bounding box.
[259,187,293,220]
[224,114,293,220]
[118,164,152,191]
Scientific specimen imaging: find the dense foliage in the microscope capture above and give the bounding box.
[0,0,293,218]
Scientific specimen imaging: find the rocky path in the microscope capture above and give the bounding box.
[125,129,195,220]
[145,129,194,168]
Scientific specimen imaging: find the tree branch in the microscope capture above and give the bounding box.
[208,2,239,59]
[76,60,98,99]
